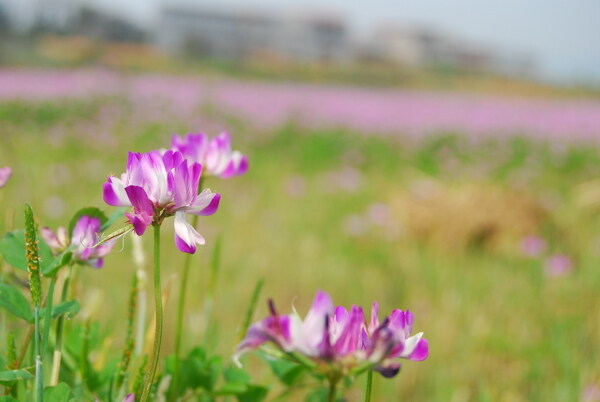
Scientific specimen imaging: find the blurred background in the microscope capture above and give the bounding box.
[1,1,600,401]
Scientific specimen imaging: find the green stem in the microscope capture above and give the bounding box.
[50,264,73,386]
[141,224,163,402]
[238,278,264,342]
[364,370,373,402]
[173,214,199,397]
[42,276,58,353]
[34,306,43,402]
[327,376,339,402]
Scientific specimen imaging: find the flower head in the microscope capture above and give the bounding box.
[103,150,220,253]
[521,235,546,257]
[0,167,12,188]
[235,291,428,378]
[545,254,574,277]
[41,215,114,268]
[171,132,248,178]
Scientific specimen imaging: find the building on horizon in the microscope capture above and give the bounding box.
[156,5,351,63]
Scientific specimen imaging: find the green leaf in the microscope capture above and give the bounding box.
[68,207,108,238]
[224,367,251,384]
[214,382,248,395]
[0,396,19,401]
[0,283,32,322]
[168,348,222,394]
[0,368,34,382]
[51,300,80,319]
[237,385,269,402]
[43,383,71,402]
[0,230,54,272]
[101,207,127,231]
[261,354,307,386]
[304,387,329,402]
[42,250,73,277]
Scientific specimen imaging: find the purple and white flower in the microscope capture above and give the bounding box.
[0,167,12,188]
[171,132,248,179]
[235,291,428,378]
[103,150,220,254]
[42,215,115,268]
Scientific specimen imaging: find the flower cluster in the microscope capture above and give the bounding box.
[42,215,115,268]
[235,291,428,378]
[103,150,220,254]
[171,132,248,178]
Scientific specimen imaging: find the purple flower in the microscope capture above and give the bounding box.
[41,215,115,268]
[521,236,547,257]
[544,254,574,277]
[235,291,428,378]
[171,132,248,178]
[0,167,12,188]
[103,150,221,254]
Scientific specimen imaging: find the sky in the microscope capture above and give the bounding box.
[8,0,600,85]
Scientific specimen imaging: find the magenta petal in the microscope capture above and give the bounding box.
[407,338,429,361]
[126,212,150,236]
[333,305,364,356]
[125,185,154,217]
[175,233,196,254]
[220,160,237,178]
[237,155,249,175]
[238,324,270,351]
[103,178,129,206]
[172,160,191,207]
[189,192,221,216]
[88,258,104,269]
[122,393,135,402]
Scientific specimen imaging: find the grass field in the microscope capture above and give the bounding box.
[1,74,600,401]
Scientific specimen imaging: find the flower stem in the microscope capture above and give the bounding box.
[328,376,339,402]
[141,224,162,402]
[50,264,73,386]
[34,306,43,402]
[42,275,57,353]
[364,370,373,402]
[173,214,199,397]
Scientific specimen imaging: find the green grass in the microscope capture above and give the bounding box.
[1,98,600,400]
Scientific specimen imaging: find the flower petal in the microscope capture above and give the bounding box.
[186,189,221,216]
[374,361,401,378]
[400,333,429,361]
[173,211,205,254]
[103,176,130,206]
[0,167,12,188]
[333,305,365,356]
[41,227,64,251]
[124,186,154,235]
[298,291,334,355]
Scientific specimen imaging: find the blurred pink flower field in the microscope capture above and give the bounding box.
[1,69,600,140]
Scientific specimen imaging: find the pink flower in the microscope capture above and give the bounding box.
[521,236,547,257]
[544,254,574,277]
[235,291,428,378]
[0,167,12,188]
[171,132,248,178]
[103,150,221,254]
[41,215,114,268]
